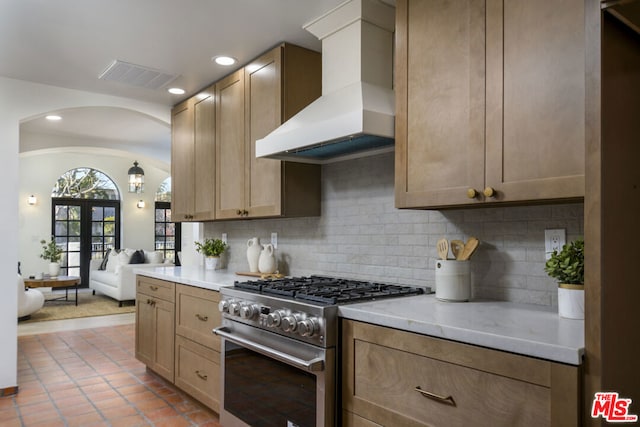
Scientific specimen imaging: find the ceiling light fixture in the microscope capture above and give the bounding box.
[45,115,62,121]
[168,87,185,95]
[213,56,237,66]
[128,161,145,193]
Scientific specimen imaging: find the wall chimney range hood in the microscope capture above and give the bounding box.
[255,0,396,164]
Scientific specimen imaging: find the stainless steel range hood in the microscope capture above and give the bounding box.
[255,0,396,164]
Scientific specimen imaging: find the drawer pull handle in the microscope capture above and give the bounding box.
[415,386,456,406]
[195,314,209,322]
[195,370,208,380]
[149,286,159,291]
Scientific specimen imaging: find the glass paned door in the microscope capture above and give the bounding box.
[52,199,120,286]
[155,202,181,265]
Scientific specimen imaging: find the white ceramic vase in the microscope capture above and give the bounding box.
[247,237,262,273]
[49,262,60,278]
[558,284,584,319]
[204,256,219,271]
[258,244,277,274]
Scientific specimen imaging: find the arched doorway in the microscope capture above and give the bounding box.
[51,167,121,285]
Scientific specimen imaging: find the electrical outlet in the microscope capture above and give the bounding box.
[221,233,227,244]
[545,229,566,260]
[271,232,278,249]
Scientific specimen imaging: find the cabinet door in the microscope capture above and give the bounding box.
[135,295,155,367]
[193,88,216,220]
[153,297,175,382]
[171,99,195,220]
[215,69,246,219]
[395,0,486,209]
[245,47,284,217]
[485,0,585,202]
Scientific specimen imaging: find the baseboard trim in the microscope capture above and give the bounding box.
[0,386,18,397]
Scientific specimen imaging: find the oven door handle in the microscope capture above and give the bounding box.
[214,327,325,372]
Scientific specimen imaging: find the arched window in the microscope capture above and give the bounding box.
[154,178,180,265]
[51,168,121,285]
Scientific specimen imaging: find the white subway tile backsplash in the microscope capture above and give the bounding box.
[204,152,583,307]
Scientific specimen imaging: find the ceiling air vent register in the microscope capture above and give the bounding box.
[98,60,178,90]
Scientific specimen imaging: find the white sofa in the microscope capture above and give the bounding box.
[89,249,170,306]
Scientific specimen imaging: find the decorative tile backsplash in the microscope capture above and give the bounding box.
[204,152,584,307]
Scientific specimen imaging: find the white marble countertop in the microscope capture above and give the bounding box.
[339,294,585,365]
[136,266,239,291]
[135,268,584,365]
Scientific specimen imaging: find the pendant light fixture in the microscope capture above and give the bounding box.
[128,161,145,193]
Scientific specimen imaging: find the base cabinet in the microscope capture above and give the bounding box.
[135,276,175,382]
[136,277,222,413]
[342,320,581,427]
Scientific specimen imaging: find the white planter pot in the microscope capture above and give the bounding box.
[49,262,60,278]
[204,256,219,270]
[558,284,584,319]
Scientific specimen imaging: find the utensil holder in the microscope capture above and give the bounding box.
[435,260,471,302]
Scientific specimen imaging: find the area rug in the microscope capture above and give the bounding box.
[19,291,135,323]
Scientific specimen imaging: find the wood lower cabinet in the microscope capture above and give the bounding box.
[171,86,216,221]
[135,276,175,382]
[136,278,223,412]
[174,284,221,412]
[342,320,581,427]
[215,43,321,220]
[395,0,585,209]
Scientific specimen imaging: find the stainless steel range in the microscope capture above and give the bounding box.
[214,276,424,427]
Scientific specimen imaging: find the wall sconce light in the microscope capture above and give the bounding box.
[27,195,37,205]
[136,200,145,209]
[128,161,145,193]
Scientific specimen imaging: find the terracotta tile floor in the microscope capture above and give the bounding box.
[3,323,221,426]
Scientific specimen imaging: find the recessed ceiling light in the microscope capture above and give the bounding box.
[168,87,185,95]
[45,115,62,121]
[213,56,237,66]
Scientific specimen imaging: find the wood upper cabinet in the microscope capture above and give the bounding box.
[215,69,246,219]
[171,86,216,221]
[395,0,585,209]
[342,320,581,427]
[216,43,322,220]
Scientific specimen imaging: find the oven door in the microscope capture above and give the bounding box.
[214,321,335,427]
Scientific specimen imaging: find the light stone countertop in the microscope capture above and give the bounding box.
[339,294,585,365]
[136,266,240,291]
[135,268,584,365]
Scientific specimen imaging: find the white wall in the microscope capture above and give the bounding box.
[19,148,169,277]
[0,75,170,390]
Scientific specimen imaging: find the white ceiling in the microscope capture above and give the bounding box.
[5,0,347,159]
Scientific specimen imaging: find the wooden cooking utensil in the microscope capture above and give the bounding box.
[436,238,449,260]
[459,237,479,261]
[450,240,465,260]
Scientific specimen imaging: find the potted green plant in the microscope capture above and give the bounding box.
[40,237,63,277]
[544,238,584,319]
[195,238,228,270]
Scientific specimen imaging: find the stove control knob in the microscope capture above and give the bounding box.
[281,314,299,332]
[228,301,241,317]
[297,318,319,337]
[266,310,285,328]
[240,304,259,320]
[218,299,231,313]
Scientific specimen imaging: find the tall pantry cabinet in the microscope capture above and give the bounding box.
[395,0,585,208]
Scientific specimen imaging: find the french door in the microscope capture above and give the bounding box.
[52,198,121,286]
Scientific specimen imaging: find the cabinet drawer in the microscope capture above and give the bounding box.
[137,276,175,303]
[175,335,220,412]
[342,320,580,427]
[176,284,221,351]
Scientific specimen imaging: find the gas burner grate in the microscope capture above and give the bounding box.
[233,276,423,305]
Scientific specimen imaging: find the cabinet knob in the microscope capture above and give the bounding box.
[236,210,242,216]
[483,187,496,198]
[466,188,478,199]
